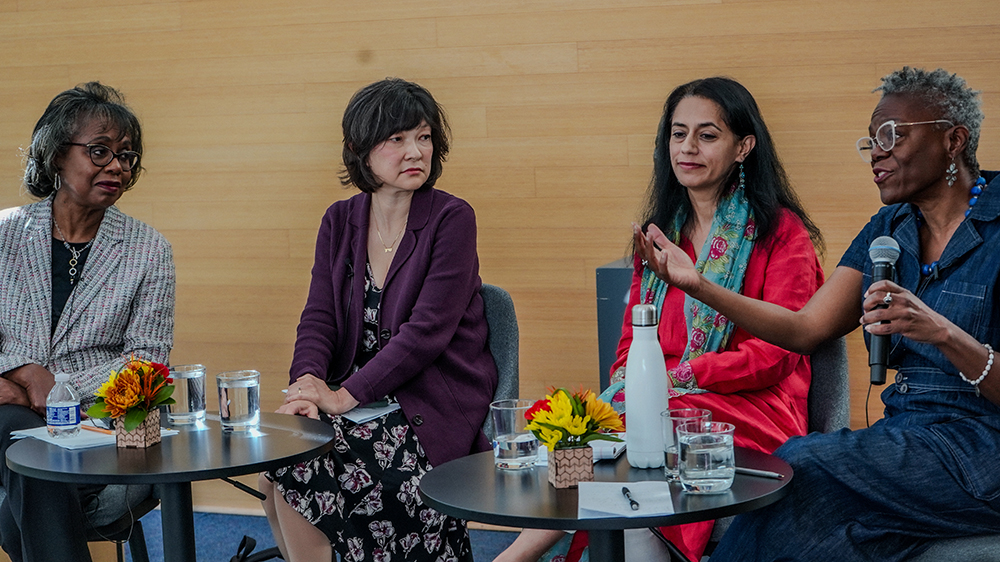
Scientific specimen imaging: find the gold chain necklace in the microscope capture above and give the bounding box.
[371,199,406,253]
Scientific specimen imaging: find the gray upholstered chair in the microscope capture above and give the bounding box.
[705,337,851,554]
[480,283,520,440]
[0,482,157,562]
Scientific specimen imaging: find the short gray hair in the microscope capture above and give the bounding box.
[23,82,143,198]
[876,67,983,176]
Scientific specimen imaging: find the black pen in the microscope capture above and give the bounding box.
[621,486,639,511]
[735,467,785,480]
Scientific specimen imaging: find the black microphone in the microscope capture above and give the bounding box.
[868,236,900,385]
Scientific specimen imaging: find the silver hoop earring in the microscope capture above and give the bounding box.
[738,162,746,190]
[946,161,957,188]
[53,174,62,192]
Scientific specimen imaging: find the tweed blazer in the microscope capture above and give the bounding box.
[0,197,174,408]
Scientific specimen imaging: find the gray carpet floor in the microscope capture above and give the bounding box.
[125,510,517,561]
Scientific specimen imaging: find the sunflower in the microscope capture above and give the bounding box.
[585,392,624,432]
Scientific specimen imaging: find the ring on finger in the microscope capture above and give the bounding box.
[883,292,893,305]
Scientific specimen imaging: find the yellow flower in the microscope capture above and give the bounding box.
[525,387,624,451]
[585,393,624,432]
[95,371,120,399]
[534,426,564,451]
[565,414,591,436]
[527,409,555,427]
[547,390,574,426]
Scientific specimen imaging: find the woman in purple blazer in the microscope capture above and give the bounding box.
[259,79,498,562]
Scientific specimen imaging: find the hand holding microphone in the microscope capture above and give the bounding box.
[868,236,900,385]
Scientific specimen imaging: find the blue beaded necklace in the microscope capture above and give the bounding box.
[916,176,987,276]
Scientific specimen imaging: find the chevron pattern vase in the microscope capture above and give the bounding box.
[548,446,594,488]
[115,408,161,448]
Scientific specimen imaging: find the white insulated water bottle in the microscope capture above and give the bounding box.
[624,304,670,468]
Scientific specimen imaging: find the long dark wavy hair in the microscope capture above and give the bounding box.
[639,77,822,252]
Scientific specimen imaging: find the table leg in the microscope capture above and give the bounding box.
[589,529,625,562]
[156,482,196,562]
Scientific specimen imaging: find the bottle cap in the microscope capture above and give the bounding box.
[631,304,658,326]
[54,374,70,383]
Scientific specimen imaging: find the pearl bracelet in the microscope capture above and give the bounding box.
[959,343,994,393]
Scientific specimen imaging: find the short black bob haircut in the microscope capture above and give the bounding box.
[339,78,450,193]
[24,82,143,198]
[641,76,823,252]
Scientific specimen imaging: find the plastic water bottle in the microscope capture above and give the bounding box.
[46,374,81,438]
[624,304,670,468]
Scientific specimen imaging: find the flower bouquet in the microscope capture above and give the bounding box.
[525,388,624,488]
[87,357,174,448]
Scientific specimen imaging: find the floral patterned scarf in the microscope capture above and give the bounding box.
[639,181,756,393]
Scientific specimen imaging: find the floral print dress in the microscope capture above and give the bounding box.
[268,262,472,562]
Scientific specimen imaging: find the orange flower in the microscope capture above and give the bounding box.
[100,370,142,418]
[88,357,176,430]
[585,392,624,432]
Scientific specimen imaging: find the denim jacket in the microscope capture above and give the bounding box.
[840,171,1000,500]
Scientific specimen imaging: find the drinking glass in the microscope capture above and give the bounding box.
[217,370,261,431]
[489,399,539,469]
[677,420,735,494]
[661,408,712,480]
[167,364,207,424]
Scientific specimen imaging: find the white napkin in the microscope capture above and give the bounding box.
[578,481,674,518]
[12,424,179,450]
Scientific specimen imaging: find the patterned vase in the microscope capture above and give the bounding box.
[548,446,594,488]
[115,408,161,448]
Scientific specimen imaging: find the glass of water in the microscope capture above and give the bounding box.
[489,399,539,469]
[661,408,712,480]
[167,364,207,424]
[217,370,261,431]
[677,420,735,494]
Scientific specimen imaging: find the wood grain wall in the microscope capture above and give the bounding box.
[1,0,998,526]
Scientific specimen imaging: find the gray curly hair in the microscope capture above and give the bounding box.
[23,82,143,198]
[875,67,983,176]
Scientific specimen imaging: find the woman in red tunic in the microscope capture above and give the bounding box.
[495,76,824,562]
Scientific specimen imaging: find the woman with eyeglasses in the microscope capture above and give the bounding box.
[0,82,174,561]
[638,67,1000,561]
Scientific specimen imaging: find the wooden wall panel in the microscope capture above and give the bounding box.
[1,0,998,517]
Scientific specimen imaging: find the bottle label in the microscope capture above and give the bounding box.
[46,404,80,426]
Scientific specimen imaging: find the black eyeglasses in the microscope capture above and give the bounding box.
[67,143,141,172]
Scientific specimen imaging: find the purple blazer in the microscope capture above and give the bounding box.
[290,186,498,466]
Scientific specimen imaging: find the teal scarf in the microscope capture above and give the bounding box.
[639,182,756,392]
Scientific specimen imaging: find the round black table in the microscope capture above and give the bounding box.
[6,412,335,562]
[419,447,792,561]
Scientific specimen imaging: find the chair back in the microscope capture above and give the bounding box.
[480,283,519,440]
[807,336,851,433]
[707,337,851,553]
